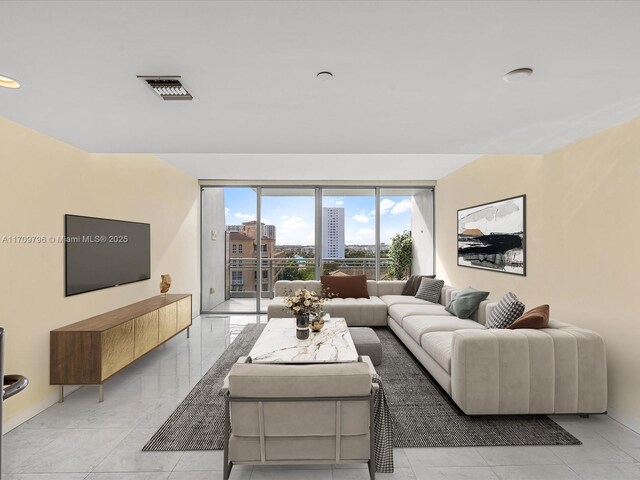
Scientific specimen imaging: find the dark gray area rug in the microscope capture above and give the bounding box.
[143,324,580,451]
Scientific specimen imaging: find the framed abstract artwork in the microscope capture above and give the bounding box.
[457,195,526,276]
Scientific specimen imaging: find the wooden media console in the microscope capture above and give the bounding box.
[50,294,192,402]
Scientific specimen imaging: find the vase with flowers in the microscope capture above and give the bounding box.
[284,288,325,339]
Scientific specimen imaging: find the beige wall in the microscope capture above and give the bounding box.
[435,117,640,427]
[0,117,200,429]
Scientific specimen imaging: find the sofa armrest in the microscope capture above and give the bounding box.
[450,328,607,415]
[222,356,252,394]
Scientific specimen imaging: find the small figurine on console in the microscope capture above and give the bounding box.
[160,274,172,296]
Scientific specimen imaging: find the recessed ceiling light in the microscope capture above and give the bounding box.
[503,67,533,83]
[0,74,21,89]
[317,71,333,82]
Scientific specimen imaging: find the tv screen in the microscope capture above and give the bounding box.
[65,215,151,296]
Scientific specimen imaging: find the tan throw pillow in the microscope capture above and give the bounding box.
[508,305,550,329]
[321,274,370,299]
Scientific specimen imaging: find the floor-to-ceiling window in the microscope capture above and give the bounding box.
[201,185,434,314]
[379,188,435,278]
[321,188,376,278]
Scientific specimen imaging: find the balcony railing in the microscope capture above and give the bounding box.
[225,257,391,299]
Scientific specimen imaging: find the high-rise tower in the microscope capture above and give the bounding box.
[322,207,345,258]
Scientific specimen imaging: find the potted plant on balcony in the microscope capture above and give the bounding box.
[387,230,413,280]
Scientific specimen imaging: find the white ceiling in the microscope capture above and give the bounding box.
[2,1,640,180]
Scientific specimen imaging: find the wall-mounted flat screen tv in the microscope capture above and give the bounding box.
[65,214,151,296]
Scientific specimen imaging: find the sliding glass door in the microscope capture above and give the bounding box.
[202,187,260,313]
[261,188,317,292]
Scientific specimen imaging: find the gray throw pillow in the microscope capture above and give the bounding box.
[414,277,445,303]
[401,275,436,296]
[444,286,490,319]
[486,292,525,329]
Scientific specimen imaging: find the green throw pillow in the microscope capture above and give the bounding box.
[445,286,490,319]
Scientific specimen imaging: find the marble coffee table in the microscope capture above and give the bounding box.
[248,317,358,363]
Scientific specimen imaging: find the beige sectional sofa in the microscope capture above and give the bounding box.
[267,280,396,326]
[267,279,608,415]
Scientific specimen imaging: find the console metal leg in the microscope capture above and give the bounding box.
[99,385,104,403]
[187,327,190,338]
[58,385,64,403]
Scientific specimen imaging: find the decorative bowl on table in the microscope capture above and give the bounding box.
[310,317,325,332]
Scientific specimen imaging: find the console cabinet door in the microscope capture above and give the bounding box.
[101,321,134,380]
[176,297,192,331]
[134,311,159,359]
[158,303,177,343]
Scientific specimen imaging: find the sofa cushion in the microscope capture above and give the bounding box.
[509,305,550,329]
[421,332,454,373]
[376,281,406,296]
[486,292,525,329]
[445,286,490,319]
[388,304,451,326]
[324,296,387,326]
[402,315,485,344]
[268,295,387,326]
[401,275,435,296]
[321,274,369,299]
[415,277,445,303]
[380,295,433,307]
[267,298,290,319]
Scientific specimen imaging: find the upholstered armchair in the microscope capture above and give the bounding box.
[222,357,377,480]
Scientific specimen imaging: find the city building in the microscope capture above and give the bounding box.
[321,207,345,258]
[227,222,276,296]
[226,221,276,239]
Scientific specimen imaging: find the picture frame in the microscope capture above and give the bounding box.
[457,195,526,276]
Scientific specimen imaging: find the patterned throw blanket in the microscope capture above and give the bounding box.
[372,373,394,473]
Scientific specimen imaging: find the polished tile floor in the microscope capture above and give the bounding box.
[3,315,640,480]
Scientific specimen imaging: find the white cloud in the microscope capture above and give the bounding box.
[262,218,272,225]
[352,212,370,223]
[390,199,412,215]
[235,212,255,222]
[224,207,230,216]
[382,229,397,244]
[335,199,344,206]
[346,228,375,245]
[379,198,396,216]
[277,215,314,245]
[281,216,306,230]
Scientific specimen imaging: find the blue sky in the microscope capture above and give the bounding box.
[224,188,412,245]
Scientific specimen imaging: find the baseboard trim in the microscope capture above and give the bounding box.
[2,385,80,434]
[607,407,640,435]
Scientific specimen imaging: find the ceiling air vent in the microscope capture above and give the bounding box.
[138,76,193,101]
